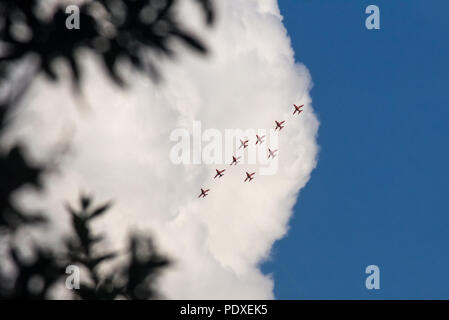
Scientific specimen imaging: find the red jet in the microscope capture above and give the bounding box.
[239,139,249,149]
[244,172,256,182]
[255,134,265,145]
[268,148,278,159]
[275,120,285,131]
[230,156,241,166]
[214,169,226,178]
[198,188,210,198]
[293,104,304,115]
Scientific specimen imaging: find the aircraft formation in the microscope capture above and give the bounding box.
[198,104,304,198]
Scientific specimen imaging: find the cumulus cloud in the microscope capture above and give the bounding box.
[1,0,319,299]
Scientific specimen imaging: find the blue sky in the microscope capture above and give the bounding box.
[262,0,449,299]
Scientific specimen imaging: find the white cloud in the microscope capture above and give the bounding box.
[1,0,319,299]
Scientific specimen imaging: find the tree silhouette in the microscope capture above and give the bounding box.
[0,0,214,85]
[0,194,170,299]
[0,0,214,299]
[65,195,169,300]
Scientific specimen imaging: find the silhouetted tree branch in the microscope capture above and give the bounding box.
[0,0,212,299]
[0,194,170,299]
[0,0,214,86]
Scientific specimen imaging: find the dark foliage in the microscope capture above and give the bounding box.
[0,195,170,299]
[0,145,46,232]
[0,246,66,299]
[66,195,169,300]
[0,0,214,86]
[0,0,213,299]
